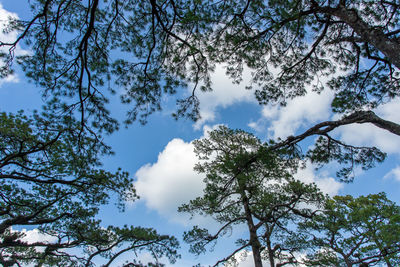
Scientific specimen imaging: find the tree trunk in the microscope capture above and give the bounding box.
[266,238,275,267]
[242,194,263,267]
[250,228,264,267]
[372,237,393,267]
[342,255,353,267]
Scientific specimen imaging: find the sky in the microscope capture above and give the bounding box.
[1,1,400,266]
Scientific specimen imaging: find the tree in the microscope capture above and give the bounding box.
[300,193,400,266]
[2,1,399,129]
[179,126,325,267]
[0,110,179,266]
[1,0,399,181]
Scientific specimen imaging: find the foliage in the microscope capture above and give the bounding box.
[300,193,400,266]
[0,110,179,266]
[1,0,399,127]
[203,0,400,112]
[1,0,398,181]
[307,135,386,181]
[1,0,215,128]
[179,126,325,267]
[181,127,400,266]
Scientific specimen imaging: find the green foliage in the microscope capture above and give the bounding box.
[300,193,400,266]
[2,0,218,128]
[1,0,398,182]
[307,136,386,182]
[182,226,214,255]
[0,111,179,266]
[3,0,399,128]
[206,0,400,112]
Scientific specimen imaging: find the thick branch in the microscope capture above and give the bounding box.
[321,5,400,69]
[274,110,400,150]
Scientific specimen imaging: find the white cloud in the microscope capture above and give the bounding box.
[194,65,256,129]
[134,124,225,225]
[260,89,334,139]
[18,228,58,244]
[294,162,343,196]
[384,166,400,182]
[4,228,58,255]
[134,252,169,266]
[227,250,308,267]
[0,5,19,48]
[232,251,267,267]
[0,3,29,86]
[335,99,400,154]
[134,124,227,226]
[247,121,264,133]
[134,137,205,224]
[218,250,271,267]
[6,227,57,244]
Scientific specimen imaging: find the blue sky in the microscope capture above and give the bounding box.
[1,1,400,266]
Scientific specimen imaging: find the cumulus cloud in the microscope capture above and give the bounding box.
[254,89,334,139]
[0,5,19,47]
[6,228,58,255]
[193,65,256,129]
[133,252,169,266]
[227,250,308,267]
[18,228,58,244]
[229,251,270,267]
[134,138,204,224]
[294,162,343,196]
[134,124,228,226]
[333,99,400,154]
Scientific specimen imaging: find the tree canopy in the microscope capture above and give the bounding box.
[1,0,399,129]
[1,0,399,180]
[205,0,400,112]
[0,111,179,266]
[300,193,400,266]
